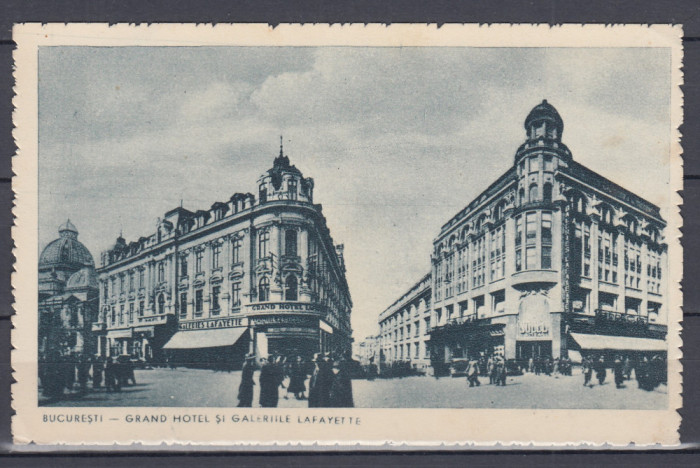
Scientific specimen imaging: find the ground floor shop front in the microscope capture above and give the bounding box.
[429,310,667,374]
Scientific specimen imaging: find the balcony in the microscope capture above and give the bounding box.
[563,309,663,339]
[511,269,558,287]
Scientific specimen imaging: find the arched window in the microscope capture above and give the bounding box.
[543,182,552,203]
[285,229,297,257]
[529,184,539,203]
[158,262,165,283]
[258,277,270,302]
[258,184,267,204]
[285,275,298,301]
[157,294,165,315]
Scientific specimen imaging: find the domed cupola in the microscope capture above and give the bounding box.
[524,99,563,142]
[257,137,314,205]
[514,99,572,166]
[39,220,95,270]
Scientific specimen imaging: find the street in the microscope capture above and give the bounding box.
[41,366,667,409]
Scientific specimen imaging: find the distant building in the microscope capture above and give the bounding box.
[355,334,380,366]
[377,273,432,372]
[92,144,352,367]
[38,221,99,358]
[378,100,668,372]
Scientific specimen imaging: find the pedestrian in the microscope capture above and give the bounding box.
[288,356,307,400]
[594,355,607,385]
[487,356,495,384]
[494,355,507,386]
[237,353,256,407]
[466,357,480,387]
[258,357,280,408]
[614,355,624,389]
[528,357,534,374]
[329,357,354,408]
[127,354,137,385]
[582,355,593,387]
[623,356,632,381]
[77,355,90,396]
[637,356,650,390]
[92,356,103,389]
[308,353,333,407]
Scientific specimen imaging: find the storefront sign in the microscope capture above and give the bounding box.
[250,315,318,327]
[518,322,550,338]
[266,327,317,334]
[517,293,552,340]
[138,314,169,325]
[178,316,247,331]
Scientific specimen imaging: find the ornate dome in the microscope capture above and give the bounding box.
[65,266,98,291]
[39,220,95,270]
[524,99,564,138]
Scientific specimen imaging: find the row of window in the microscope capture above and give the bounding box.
[387,342,430,360]
[514,211,552,271]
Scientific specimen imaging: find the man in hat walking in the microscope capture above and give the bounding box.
[237,353,256,407]
[259,357,280,408]
[329,356,354,408]
[308,353,333,407]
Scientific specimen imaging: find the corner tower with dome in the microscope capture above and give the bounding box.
[94,141,352,367]
[378,100,668,375]
[38,221,99,359]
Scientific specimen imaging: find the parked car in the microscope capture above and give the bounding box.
[449,358,470,377]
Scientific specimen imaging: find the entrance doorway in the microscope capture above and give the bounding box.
[516,341,552,360]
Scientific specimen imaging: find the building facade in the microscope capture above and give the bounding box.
[38,221,99,359]
[93,147,353,367]
[428,100,667,367]
[377,273,432,372]
[354,335,380,366]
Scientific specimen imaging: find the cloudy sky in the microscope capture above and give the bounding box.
[38,46,672,340]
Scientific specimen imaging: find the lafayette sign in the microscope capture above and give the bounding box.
[178,317,247,331]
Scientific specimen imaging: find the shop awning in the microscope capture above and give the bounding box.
[570,333,666,352]
[163,327,248,350]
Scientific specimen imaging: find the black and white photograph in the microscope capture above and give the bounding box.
[12,23,683,446]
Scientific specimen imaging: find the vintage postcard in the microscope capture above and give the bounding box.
[11,23,683,447]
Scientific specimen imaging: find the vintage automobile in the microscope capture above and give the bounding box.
[449,358,470,377]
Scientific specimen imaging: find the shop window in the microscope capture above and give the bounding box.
[258,277,270,302]
[285,275,298,301]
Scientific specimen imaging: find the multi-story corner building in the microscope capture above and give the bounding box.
[429,100,667,366]
[93,145,352,367]
[377,273,432,372]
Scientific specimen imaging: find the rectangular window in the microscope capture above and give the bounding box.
[158,262,165,283]
[231,282,241,308]
[258,230,270,258]
[232,237,242,264]
[179,293,187,317]
[544,155,553,172]
[212,244,221,269]
[542,246,552,269]
[139,268,144,288]
[526,212,537,243]
[196,250,203,273]
[138,300,144,317]
[529,156,540,172]
[120,275,125,293]
[180,256,188,277]
[129,271,135,292]
[526,246,537,270]
[541,212,552,244]
[515,215,522,247]
[195,289,203,315]
[516,249,522,272]
[128,303,134,323]
[211,286,221,314]
[111,306,116,324]
[288,179,298,200]
[119,305,125,324]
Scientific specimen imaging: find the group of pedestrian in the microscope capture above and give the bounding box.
[636,355,666,391]
[237,352,354,408]
[466,354,507,387]
[582,354,666,391]
[582,355,608,387]
[39,351,139,400]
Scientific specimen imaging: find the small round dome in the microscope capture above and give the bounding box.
[39,220,94,270]
[65,266,98,291]
[524,99,563,136]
